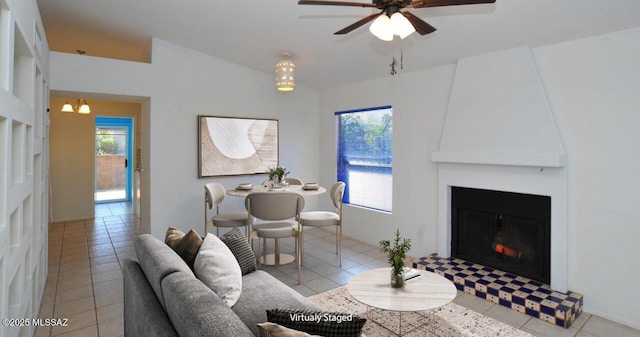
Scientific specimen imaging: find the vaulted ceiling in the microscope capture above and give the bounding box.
[38,0,640,90]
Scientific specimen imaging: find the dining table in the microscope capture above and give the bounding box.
[226,183,326,197]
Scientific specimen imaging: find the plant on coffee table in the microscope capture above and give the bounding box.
[379,228,411,288]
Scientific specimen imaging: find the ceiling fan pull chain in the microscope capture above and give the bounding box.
[390,55,397,76]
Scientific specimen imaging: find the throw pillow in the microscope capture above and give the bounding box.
[194,233,242,307]
[267,308,366,337]
[257,322,321,337]
[164,226,184,248]
[220,228,257,275]
[164,227,203,269]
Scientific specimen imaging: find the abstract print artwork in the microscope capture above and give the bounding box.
[198,116,278,177]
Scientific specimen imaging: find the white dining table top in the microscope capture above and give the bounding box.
[346,267,457,312]
[226,184,326,197]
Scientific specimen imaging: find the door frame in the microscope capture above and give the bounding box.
[95,116,134,203]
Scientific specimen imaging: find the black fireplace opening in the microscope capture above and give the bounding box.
[451,187,551,284]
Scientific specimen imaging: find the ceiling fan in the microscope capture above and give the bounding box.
[298,0,496,40]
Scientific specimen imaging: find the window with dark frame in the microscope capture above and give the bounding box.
[336,106,393,212]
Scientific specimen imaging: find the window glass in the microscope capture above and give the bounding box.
[336,106,392,212]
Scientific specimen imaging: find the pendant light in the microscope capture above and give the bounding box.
[275,53,295,92]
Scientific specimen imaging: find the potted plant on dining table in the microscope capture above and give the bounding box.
[379,228,412,288]
[268,165,290,187]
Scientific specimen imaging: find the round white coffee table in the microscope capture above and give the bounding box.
[347,267,457,336]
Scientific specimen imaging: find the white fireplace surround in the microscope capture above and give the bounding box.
[432,46,569,293]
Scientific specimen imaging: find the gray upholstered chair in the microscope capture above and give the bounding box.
[204,182,250,237]
[245,192,304,284]
[299,181,346,266]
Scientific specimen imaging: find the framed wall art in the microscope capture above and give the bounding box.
[198,115,279,177]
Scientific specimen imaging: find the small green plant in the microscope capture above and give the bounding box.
[96,131,119,155]
[268,165,290,181]
[379,228,412,276]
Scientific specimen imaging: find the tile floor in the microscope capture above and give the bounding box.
[36,201,640,337]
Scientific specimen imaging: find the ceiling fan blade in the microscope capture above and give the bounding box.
[402,11,437,35]
[411,0,495,8]
[298,0,376,8]
[335,12,382,35]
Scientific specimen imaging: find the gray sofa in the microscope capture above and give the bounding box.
[123,234,321,337]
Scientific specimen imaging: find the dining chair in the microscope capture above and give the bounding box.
[261,177,304,187]
[299,181,346,266]
[284,177,304,185]
[245,191,305,284]
[204,182,250,238]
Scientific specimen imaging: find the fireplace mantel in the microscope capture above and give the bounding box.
[431,151,566,168]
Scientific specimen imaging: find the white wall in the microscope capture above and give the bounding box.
[533,27,640,329]
[318,27,640,329]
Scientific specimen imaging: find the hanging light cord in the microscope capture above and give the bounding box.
[389,38,405,76]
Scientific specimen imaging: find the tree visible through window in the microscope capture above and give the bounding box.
[336,106,392,212]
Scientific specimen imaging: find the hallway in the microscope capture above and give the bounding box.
[37,202,138,337]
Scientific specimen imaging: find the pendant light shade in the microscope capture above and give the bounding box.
[61,101,75,112]
[77,99,91,114]
[275,53,295,92]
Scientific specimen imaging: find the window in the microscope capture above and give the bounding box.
[336,106,392,212]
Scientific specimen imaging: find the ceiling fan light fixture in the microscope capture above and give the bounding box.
[390,12,415,39]
[369,14,393,41]
[275,53,296,92]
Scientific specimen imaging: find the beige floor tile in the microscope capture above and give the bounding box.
[483,302,531,329]
[94,287,123,308]
[54,296,95,317]
[91,254,120,266]
[581,316,640,337]
[55,284,93,304]
[50,309,97,336]
[92,261,122,274]
[98,318,125,337]
[92,269,123,284]
[52,324,98,337]
[56,274,92,291]
[97,302,123,323]
[34,326,51,337]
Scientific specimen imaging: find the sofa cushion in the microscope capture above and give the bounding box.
[135,234,193,309]
[220,228,257,275]
[257,322,321,337]
[266,308,366,337]
[233,270,322,336]
[162,271,254,337]
[194,233,243,307]
[165,227,203,269]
